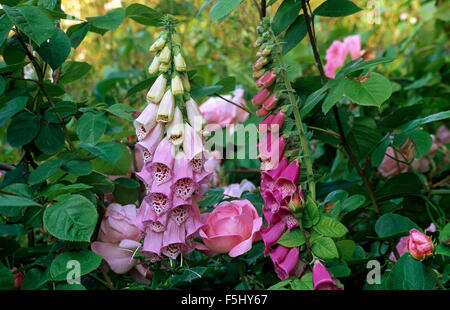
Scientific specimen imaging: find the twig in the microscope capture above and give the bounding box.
[0,163,15,171]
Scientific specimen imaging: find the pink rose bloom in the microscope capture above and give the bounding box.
[343,35,365,60]
[92,240,142,274]
[97,203,142,243]
[408,229,434,260]
[437,125,450,145]
[324,40,347,78]
[378,147,409,178]
[199,199,262,257]
[389,223,436,261]
[312,261,342,290]
[199,89,249,128]
[223,179,256,198]
[11,267,24,290]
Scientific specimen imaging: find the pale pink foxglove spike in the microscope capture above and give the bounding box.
[186,97,207,134]
[161,243,183,259]
[172,194,193,210]
[143,206,169,232]
[170,204,190,226]
[185,204,204,238]
[135,123,164,168]
[274,160,300,200]
[162,217,186,248]
[275,247,299,280]
[156,89,175,123]
[183,123,205,172]
[147,74,167,103]
[134,103,158,141]
[313,261,342,290]
[260,220,286,249]
[171,74,184,96]
[256,71,277,88]
[135,167,152,187]
[147,179,173,216]
[134,200,151,232]
[192,183,209,199]
[261,156,288,190]
[148,138,176,185]
[252,88,270,106]
[167,107,184,145]
[142,228,164,257]
[194,170,213,185]
[172,151,197,200]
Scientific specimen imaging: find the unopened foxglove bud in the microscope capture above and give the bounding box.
[253,69,265,79]
[174,52,187,71]
[263,93,279,111]
[156,89,175,123]
[149,36,166,53]
[159,61,170,73]
[171,74,184,95]
[148,55,160,75]
[147,74,167,103]
[159,45,171,63]
[253,57,268,71]
[186,97,207,133]
[167,106,184,145]
[261,47,271,56]
[256,106,270,117]
[181,72,191,92]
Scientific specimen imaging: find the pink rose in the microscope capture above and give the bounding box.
[97,203,142,244]
[223,179,256,198]
[407,229,434,260]
[343,35,365,60]
[324,40,347,78]
[437,125,450,145]
[378,147,410,178]
[199,199,262,257]
[11,267,24,290]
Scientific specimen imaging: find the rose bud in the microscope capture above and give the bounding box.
[256,71,277,88]
[148,55,160,75]
[263,93,279,111]
[156,89,175,123]
[407,229,434,260]
[167,106,184,145]
[146,74,167,103]
[174,51,187,71]
[181,72,191,92]
[171,74,184,96]
[159,45,171,63]
[252,88,270,106]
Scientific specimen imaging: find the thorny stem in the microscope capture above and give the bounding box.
[300,0,380,215]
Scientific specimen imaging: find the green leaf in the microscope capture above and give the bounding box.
[76,112,107,144]
[20,268,51,290]
[215,77,236,94]
[282,14,307,55]
[37,28,71,69]
[79,142,124,165]
[399,110,450,131]
[300,85,328,117]
[343,72,392,107]
[0,14,14,47]
[0,262,14,290]
[6,112,41,147]
[190,85,223,100]
[38,0,57,10]
[43,194,98,242]
[435,244,450,257]
[50,250,102,281]
[77,172,115,195]
[290,272,313,290]
[0,96,28,126]
[312,237,339,259]
[302,196,320,228]
[375,173,423,201]
[87,8,125,31]
[341,194,366,212]
[278,229,306,247]
[126,76,157,98]
[375,213,420,239]
[314,0,362,17]
[59,61,92,83]
[336,240,356,262]
[0,223,26,236]
[388,253,435,290]
[198,188,224,206]
[28,159,63,185]
[347,57,395,74]
[66,22,90,48]
[91,143,131,176]
[61,159,92,176]
[125,3,163,26]
[106,103,135,121]
[314,216,348,238]
[439,223,450,244]
[272,0,302,35]
[3,5,55,46]
[322,79,345,114]
[34,122,65,154]
[209,0,243,22]
[55,283,86,290]
[267,279,292,290]
[0,61,29,74]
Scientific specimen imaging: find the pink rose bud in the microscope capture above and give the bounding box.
[256,106,270,117]
[263,93,279,111]
[256,71,277,88]
[11,268,24,290]
[313,261,341,290]
[199,200,263,257]
[252,88,270,106]
[407,229,434,260]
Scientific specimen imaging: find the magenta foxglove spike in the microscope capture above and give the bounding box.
[256,71,277,88]
[269,244,289,264]
[274,160,300,200]
[262,93,279,111]
[261,156,288,191]
[312,261,341,290]
[252,88,270,106]
[256,106,270,117]
[260,220,286,249]
[274,247,299,280]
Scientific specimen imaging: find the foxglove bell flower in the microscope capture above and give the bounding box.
[148,138,176,184]
[159,61,170,73]
[256,71,277,88]
[172,151,197,200]
[181,72,191,92]
[171,74,184,95]
[147,74,167,103]
[135,123,164,167]
[157,89,175,123]
[256,106,270,117]
[252,88,270,106]
[273,247,300,280]
[167,107,184,145]
[253,69,265,79]
[174,52,187,71]
[134,103,158,141]
[183,123,205,171]
[261,156,288,190]
[159,45,171,63]
[253,56,268,71]
[186,97,207,133]
[263,93,279,111]
[312,261,342,290]
[149,36,166,53]
[274,160,300,199]
[148,55,160,75]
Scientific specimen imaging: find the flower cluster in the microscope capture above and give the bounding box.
[251,19,306,280]
[324,34,365,78]
[129,17,214,263]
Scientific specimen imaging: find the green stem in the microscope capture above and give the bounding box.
[299,220,312,261]
[427,266,446,290]
[430,189,450,195]
[235,258,250,290]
